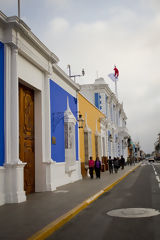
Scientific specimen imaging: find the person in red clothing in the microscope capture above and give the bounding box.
[89,156,95,179]
[114,65,119,78]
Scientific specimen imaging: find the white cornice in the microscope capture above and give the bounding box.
[0,12,59,64]
[0,11,8,23]
[80,83,118,102]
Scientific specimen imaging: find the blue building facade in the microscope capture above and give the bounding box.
[50,80,79,163]
[0,42,4,166]
[0,11,83,206]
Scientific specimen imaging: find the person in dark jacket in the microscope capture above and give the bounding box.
[113,157,119,173]
[120,155,125,169]
[108,156,113,174]
[95,156,101,178]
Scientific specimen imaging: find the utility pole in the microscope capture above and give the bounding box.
[18,0,20,18]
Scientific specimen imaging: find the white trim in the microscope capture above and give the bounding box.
[0,167,5,206]
[4,44,11,164]
[1,13,59,64]
[11,47,19,164]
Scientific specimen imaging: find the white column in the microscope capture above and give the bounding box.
[112,129,115,158]
[108,97,111,121]
[41,73,56,191]
[11,47,19,163]
[4,46,26,203]
[43,72,52,163]
[4,45,11,165]
[106,129,108,158]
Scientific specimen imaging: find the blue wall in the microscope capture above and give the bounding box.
[50,80,79,163]
[0,42,4,166]
[95,93,99,109]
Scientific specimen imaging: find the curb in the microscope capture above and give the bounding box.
[28,164,141,240]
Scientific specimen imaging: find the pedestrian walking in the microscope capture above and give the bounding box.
[89,156,95,179]
[108,156,113,174]
[113,157,119,173]
[120,155,125,169]
[95,156,101,178]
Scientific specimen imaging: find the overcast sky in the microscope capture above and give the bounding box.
[1,0,160,153]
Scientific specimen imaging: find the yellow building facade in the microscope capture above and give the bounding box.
[78,93,106,177]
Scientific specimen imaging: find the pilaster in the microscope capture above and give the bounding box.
[4,45,26,203]
[42,72,52,163]
[39,72,56,191]
[10,46,19,164]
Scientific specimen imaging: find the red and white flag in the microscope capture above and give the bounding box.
[108,66,119,82]
[114,66,119,78]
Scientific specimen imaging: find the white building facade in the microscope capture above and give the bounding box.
[80,77,129,160]
[0,12,82,206]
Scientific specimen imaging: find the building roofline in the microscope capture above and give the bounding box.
[78,92,106,118]
[0,11,59,64]
[80,82,128,119]
[53,64,80,91]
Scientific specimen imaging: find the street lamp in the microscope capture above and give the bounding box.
[52,111,84,131]
[78,113,84,129]
[108,134,113,142]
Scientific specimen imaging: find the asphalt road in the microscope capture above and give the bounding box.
[47,161,160,240]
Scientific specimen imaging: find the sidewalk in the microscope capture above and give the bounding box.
[0,163,141,240]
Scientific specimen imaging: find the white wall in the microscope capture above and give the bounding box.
[18,54,43,90]
[0,167,5,206]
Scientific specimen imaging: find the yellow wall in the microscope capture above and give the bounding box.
[78,93,106,163]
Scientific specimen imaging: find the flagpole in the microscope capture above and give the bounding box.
[115,80,118,99]
[18,0,20,18]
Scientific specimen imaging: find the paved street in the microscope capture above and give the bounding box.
[0,164,139,240]
[47,161,160,240]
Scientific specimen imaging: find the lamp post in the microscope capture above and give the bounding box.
[78,114,84,129]
[52,111,84,131]
[108,134,113,142]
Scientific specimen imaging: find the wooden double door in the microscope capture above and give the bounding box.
[19,83,35,194]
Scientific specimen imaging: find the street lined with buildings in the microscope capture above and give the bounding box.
[0,163,140,240]
[0,11,143,207]
[47,161,160,240]
[0,8,157,240]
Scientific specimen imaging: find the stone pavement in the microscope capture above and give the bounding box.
[0,163,141,240]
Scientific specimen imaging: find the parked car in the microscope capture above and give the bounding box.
[147,157,155,163]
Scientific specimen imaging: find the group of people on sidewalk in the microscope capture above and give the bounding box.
[89,156,101,179]
[88,155,125,179]
[108,155,125,174]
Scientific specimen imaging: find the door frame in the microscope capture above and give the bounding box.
[19,83,35,194]
[19,79,44,192]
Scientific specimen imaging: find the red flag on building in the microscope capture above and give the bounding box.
[114,65,119,78]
